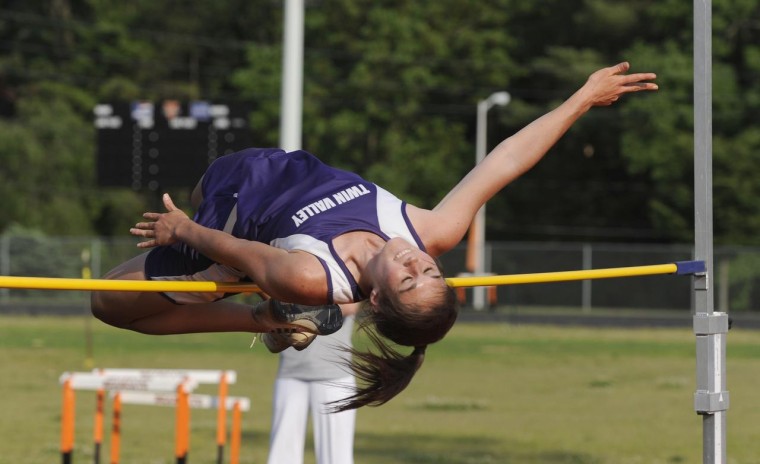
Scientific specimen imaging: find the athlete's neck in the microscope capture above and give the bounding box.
[332,231,385,295]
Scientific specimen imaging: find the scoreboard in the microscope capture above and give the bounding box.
[95,101,252,191]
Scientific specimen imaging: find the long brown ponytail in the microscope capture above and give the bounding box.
[330,284,457,412]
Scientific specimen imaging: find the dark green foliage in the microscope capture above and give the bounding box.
[0,1,758,244]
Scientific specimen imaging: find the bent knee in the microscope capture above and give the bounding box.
[90,291,130,329]
[90,291,112,322]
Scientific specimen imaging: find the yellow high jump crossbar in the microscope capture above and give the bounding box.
[0,260,705,292]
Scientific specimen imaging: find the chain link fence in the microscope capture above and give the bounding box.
[439,241,760,312]
[1,235,759,313]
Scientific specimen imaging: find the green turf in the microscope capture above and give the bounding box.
[1,314,759,463]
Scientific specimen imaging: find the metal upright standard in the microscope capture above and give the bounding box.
[693,2,729,463]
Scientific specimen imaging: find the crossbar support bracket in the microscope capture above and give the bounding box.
[693,312,729,335]
[676,260,707,275]
[695,391,730,414]
[694,312,730,415]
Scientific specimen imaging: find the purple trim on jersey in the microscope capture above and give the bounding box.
[400,200,426,252]
[314,255,335,305]
[327,240,366,302]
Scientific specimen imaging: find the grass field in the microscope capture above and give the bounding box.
[1,314,760,464]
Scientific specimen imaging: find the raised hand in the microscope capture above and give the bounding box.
[581,62,658,107]
[130,193,192,248]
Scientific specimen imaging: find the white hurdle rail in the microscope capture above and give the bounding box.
[116,390,251,412]
[59,368,246,464]
[59,371,200,393]
[90,368,238,385]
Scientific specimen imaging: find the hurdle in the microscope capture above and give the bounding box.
[115,390,250,464]
[59,369,244,464]
[59,370,197,464]
[91,368,240,464]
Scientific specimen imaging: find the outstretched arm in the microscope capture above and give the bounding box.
[421,62,657,254]
[130,194,329,305]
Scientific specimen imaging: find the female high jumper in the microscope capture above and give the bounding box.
[91,62,657,410]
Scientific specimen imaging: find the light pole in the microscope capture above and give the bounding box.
[279,0,304,151]
[472,91,510,310]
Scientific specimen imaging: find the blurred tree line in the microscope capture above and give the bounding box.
[0,0,758,245]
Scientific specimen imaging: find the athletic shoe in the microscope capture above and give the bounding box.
[261,329,316,353]
[253,300,344,335]
[251,300,343,353]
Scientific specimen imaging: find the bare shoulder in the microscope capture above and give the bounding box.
[405,204,464,256]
